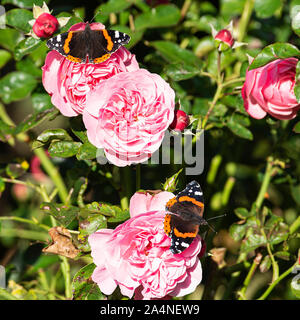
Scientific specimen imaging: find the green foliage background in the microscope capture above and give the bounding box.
[0,0,299,300]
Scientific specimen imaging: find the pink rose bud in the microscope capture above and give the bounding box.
[242,58,300,120]
[32,13,59,38]
[214,29,234,48]
[169,110,190,131]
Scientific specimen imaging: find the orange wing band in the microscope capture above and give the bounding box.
[63,32,73,54]
[178,196,204,208]
[164,214,171,235]
[93,54,111,64]
[173,227,198,238]
[102,29,114,51]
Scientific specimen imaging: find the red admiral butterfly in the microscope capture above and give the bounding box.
[46,23,130,64]
[164,180,207,254]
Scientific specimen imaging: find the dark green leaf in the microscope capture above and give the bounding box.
[221,0,246,18]
[70,117,88,143]
[6,9,33,32]
[98,0,135,14]
[0,28,23,51]
[31,93,53,112]
[72,263,105,300]
[0,71,37,103]
[0,177,5,193]
[37,128,73,144]
[16,58,43,77]
[254,0,282,18]
[151,41,202,67]
[248,43,300,71]
[78,214,107,251]
[41,202,79,227]
[291,184,300,205]
[274,251,290,261]
[48,141,82,158]
[0,50,12,69]
[0,118,14,142]
[241,234,267,254]
[165,63,201,81]
[135,4,181,30]
[76,142,97,161]
[14,37,42,61]
[14,108,58,134]
[227,119,253,140]
[234,207,254,219]
[229,223,246,241]
[1,0,49,9]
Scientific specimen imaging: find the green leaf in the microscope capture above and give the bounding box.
[221,0,246,18]
[227,119,253,140]
[98,0,135,14]
[37,128,73,144]
[41,202,79,227]
[0,71,37,103]
[72,263,105,300]
[291,267,300,298]
[0,177,5,193]
[0,28,23,51]
[0,50,12,69]
[234,208,254,219]
[70,117,88,143]
[0,118,14,142]
[165,63,201,81]
[274,251,290,261]
[294,60,300,103]
[78,214,107,251]
[16,58,43,77]
[135,4,181,30]
[291,184,300,206]
[48,141,82,158]
[290,2,300,37]
[6,9,33,33]
[241,234,267,254]
[229,223,246,241]
[14,37,42,61]
[0,288,19,300]
[31,93,53,112]
[151,41,202,67]
[248,43,300,71]
[1,0,48,9]
[254,0,282,18]
[14,108,58,134]
[76,142,97,161]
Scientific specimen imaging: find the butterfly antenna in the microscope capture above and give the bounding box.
[206,222,217,234]
[206,213,227,221]
[89,9,101,23]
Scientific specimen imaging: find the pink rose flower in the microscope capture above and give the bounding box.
[242,58,300,120]
[169,109,190,131]
[33,12,58,38]
[89,191,202,300]
[42,22,139,116]
[83,69,175,166]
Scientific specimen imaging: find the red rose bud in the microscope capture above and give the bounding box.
[32,13,59,38]
[169,110,190,131]
[214,29,234,48]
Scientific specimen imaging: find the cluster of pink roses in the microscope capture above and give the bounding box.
[42,22,175,166]
[89,191,203,300]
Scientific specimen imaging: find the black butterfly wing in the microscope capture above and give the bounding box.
[166,180,205,222]
[106,29,131,52]
[47,30,88,63]
[46,32,69,57]
[164,213,199,254]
